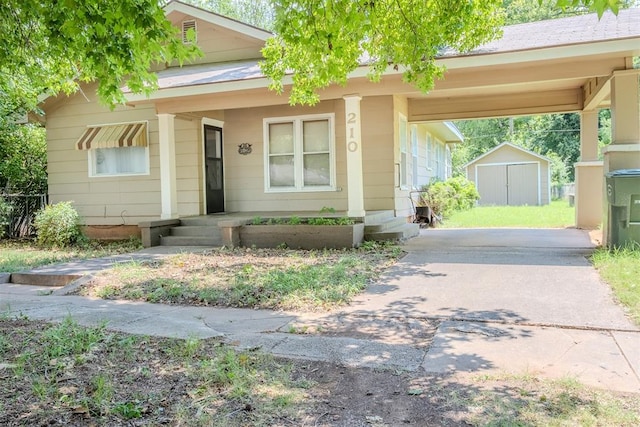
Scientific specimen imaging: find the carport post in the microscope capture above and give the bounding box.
[344,95,365,217]
[602,68,640,245]
[574,110,603,229]
[158,113,179,220]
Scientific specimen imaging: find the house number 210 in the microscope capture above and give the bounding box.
[347,112,358,152]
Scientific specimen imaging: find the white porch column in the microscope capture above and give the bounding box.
[158,113,179,219]
[574,110,603,229]
[603,69,640,245]
[605,69,640,173]
[343,95,365,217]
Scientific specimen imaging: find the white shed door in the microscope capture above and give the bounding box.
[507,163,538,206]
[477,163,538,206]
[477,165,507,205]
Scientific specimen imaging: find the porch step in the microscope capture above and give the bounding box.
[364,216,409,233]
[365,223,420,242]
[179,215,225,226]
[160,235,222,246]
[363,210,396,225]
[169,225,221,238]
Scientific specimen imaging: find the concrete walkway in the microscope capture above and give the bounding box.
[1,229,639,393]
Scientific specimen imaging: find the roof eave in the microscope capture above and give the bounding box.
[125,36,640,104]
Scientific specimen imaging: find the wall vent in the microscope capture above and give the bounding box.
[182,20,197,44]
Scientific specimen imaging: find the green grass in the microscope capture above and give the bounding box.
[1,317,308,426]
[80,242,403,311]
[0,238,142,273]
[592,245,640,325]
[466,374,640,426]
[442,200,575,228]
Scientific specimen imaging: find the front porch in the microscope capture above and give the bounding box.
[138,210,419,248]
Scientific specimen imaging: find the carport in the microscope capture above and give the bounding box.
[406,10,640,245]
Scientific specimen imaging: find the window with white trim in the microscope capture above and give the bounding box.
[264,114,335,192]
[399,114,408,188]
[445,145,452,178]
[89,147,149,177]
[427,133,434,171]
[411,125,418,188]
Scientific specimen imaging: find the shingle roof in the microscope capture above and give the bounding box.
[149,8,640,92]
[155,60,262,90]
[442,8,640,57]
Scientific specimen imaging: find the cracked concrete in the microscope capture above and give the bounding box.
[2,228,639,393]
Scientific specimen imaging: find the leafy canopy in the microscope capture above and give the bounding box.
[260,0,627,105]
[0,0,198,111]
[261,0,504,105]
[0,0,627,109]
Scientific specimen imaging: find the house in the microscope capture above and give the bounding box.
[42,2,640,247]
[465,142,551,206]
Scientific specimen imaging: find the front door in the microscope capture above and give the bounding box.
[204,125,224,213]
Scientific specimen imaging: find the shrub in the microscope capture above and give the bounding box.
[34,201,83,247]
[0,197,12,239]
[419,177,479,219]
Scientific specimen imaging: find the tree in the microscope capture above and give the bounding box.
[0,120,47,195]
[184,0,274,30]
[261,0,627,105]
[261,0,504,105]
[0,0,199,111]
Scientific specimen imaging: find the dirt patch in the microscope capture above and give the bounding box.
[0,319,467,426]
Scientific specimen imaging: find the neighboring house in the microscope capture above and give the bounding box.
[41,2,640,242]
[465,142,551,206]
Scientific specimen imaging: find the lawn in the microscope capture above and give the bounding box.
[0,239,142,273]
[442,200,575,228]
[2,317,639,426]
[76,242,403,311]
[592,245,640,326]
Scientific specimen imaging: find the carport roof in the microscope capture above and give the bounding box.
[441,8,640,58]
[144,8,640,92]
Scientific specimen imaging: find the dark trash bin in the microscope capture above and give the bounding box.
[605,169,640,247]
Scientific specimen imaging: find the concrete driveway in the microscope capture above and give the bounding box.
[347,228,632,330]
[341,228,640,392]
[2,228,638,392]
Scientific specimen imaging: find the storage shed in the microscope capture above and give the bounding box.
[465,142,551,206]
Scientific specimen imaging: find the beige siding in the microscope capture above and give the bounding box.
[362,96,395,211]
[219,96,398,213]
[222,101,348,212]
[393,96,412,218]
[168,12,263,65]
[47,90,400,223]
[46,85,203,225]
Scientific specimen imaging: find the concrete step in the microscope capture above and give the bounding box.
[5,272,81,287]
[160,235,222,246]
[365,223,420,242]
[170,225,221,238]
[179,216,225,226]
[364,216,409,233]
[364,210,396,225]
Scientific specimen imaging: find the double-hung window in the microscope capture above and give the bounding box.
[264,114,335,192]
[399,114,408,188]
[411,125,418,188]
[427,133,434,171]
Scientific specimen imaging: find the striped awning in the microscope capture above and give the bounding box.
[76,122,147,150]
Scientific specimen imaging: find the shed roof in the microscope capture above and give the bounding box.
[464,142,551,169]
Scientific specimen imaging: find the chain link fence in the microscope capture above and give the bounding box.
[0,193,47,238]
